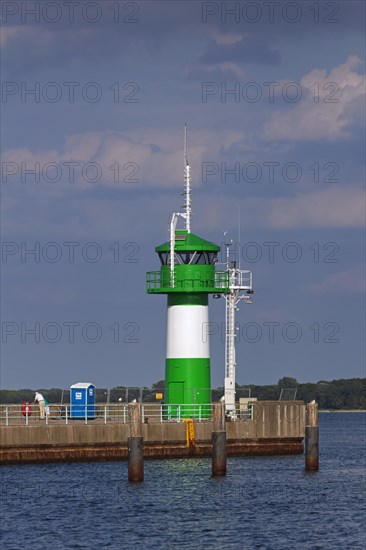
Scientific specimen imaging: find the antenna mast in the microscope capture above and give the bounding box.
[169,125,192,286]
[184,123,191,233]
[223,235,254,417]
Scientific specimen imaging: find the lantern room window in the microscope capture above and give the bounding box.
[158,252,168,265]
[159,251,218,265]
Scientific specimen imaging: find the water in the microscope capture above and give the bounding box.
[1,413,365,549]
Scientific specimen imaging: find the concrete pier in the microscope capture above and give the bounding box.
[211,402,226,476]
[305,401,319,471]
[0,401,305,465]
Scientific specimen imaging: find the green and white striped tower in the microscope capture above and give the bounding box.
[146,127,229,418]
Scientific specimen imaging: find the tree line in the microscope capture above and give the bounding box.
[0,377,364,410]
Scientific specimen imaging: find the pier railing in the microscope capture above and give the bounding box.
[0,387,253,404]
[0,402,254,426]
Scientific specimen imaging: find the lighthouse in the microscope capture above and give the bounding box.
[146,126,229,418]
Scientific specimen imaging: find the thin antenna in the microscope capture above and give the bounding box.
[238,207,241,269]
[184,124,191,233]
[184,123,188,166]
[224,230,232,271]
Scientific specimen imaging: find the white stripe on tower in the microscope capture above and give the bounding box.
[166,305,209,358]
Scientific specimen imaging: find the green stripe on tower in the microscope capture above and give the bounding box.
[168,293,208,306]
[165,358,211,418]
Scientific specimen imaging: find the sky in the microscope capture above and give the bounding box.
[0,0,365,390]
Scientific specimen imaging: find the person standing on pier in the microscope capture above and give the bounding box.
[34,391,46,420]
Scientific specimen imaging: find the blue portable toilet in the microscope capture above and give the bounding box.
[70,383,95,419]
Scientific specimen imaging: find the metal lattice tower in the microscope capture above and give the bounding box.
[223,237,253,416]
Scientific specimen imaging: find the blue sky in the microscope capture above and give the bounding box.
[1,0,365,390]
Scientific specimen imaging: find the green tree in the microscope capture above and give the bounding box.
[278,377,299,388]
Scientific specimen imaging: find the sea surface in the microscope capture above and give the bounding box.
[1,413,365,549]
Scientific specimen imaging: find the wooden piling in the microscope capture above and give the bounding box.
[212,402,226,476]
[305,401,319,471]
[128,402,144,482]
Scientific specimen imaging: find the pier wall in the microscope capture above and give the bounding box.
[0,401,305,464]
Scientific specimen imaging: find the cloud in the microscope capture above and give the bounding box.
[193,185,365,232]
[2,128,246,189]
[3,181,363,245]
[267,185,365,228]
[1,190,175,240]
[185,61,245,80]
[306,269,365,294]
[198,35,281,66]
[185,30,282,79]
[0,2,204,75]
[0,25,32,47]
[202,0,365,36]
[211,32,243,46]
[264,56,366,141]
[1,24,100,74]
[2,1,364,78]
[0,127,248,239]
[0,26,157,77]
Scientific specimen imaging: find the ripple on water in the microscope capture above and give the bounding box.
[1,413,365,550]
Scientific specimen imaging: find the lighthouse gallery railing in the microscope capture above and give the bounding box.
[146,270,232,293]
